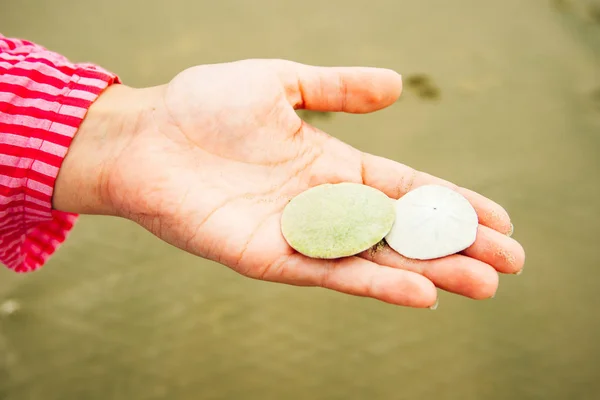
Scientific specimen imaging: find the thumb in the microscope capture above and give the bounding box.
[282,62,403,113]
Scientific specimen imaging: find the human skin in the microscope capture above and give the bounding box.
[53,59,525,309]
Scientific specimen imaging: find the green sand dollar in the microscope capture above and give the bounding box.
[281,183,396,259]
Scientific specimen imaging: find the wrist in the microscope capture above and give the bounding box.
[53,84,158,216]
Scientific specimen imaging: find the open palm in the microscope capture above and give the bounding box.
[105,59,525,308]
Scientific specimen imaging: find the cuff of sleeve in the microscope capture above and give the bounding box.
[0,42,121,272]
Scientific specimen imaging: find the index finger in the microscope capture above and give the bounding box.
[361,153,513,235]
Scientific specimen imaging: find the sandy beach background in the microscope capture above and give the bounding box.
[1,0,599,399]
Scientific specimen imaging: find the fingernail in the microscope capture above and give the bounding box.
[490,291,496,299]
[515,265,524,276]
[429,298,439,310]
[507,223,514,237]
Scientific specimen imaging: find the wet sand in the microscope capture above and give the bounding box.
[1,0,599,399]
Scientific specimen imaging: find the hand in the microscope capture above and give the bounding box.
[54,59,525,308]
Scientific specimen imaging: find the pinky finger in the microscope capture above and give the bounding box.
[258,253,438,308]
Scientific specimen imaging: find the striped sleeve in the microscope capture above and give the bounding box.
[0,34,120,272]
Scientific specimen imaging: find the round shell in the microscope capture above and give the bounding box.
[385,185,478,260]
[281,183,395,259]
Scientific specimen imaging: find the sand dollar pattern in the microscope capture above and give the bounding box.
[385,185,479,260]
[281,183,396,259]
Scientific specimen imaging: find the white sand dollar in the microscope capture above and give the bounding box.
[385,185,479,260]
[281,183,395,259]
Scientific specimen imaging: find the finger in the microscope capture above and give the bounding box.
[281,62,403,113]
[462,225,525,274]
[361,246,499,300]
[258,253,437,308]
[361,153,513,235]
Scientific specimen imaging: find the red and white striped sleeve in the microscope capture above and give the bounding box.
[0,34,120,272]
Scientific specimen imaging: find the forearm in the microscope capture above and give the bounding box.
[53,83,156,216]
